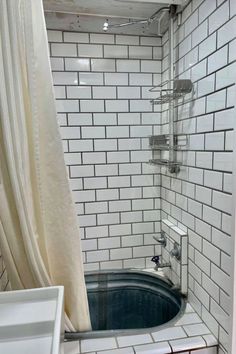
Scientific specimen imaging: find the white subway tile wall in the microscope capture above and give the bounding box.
[48,31,162,270]
[161,1,235,353]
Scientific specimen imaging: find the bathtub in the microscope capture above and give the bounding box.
[65,269,186,339]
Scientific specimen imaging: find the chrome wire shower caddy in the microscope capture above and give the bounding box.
[150,79,193,105]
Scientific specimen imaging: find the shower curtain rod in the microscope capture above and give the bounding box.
[103,6,169,31]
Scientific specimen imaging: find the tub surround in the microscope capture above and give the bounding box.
[47,0,235,352]
[161,0,235,352]
[161,219,188,294]
[48,30,163,271]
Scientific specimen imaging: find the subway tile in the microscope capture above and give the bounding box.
[196,152,213,169]
[81,127,105,139]
[199,33,216,61]
[118,138,141,151]
[134,342,171,354]
[141,60,161,73]
[78,44,103,57]
[217,15,236,47]
[96,189,119,201]
[110,247,132,260]
[83,177,107,190]
[152,327,186,342]
[206,90,226,113]
[98,213,120,225]
[203,205,222,228]
[50,57,64,71]
[117,60,140,72]
[208,1,229,34]
[98,237,120,249]
[95,164,118,176]
[86,225,108,239]
[81,240,97,252]
[51,43,77,56]
[153,47,162,60]
[116,35,139,45]
[197,74,215,97]
[203,240,220,265]
[53,72,78,85]
[100,261,123,271]
[67,86,91,99]
[214,109,234,131]
[129,73,152,86]
[199,0,216,22]
[81,337,116,352]
[64,153,81,165]
[65,58,90,71]
[140,37,161,46]
[80,100,104,113]
[107,126,129,138]
[56,100,79,113]
[108,176,130,188]
[170,337,206,352]
[79,72,103,85]
[191,20,208,48]
[120,188,142,200]
[205,132,224,151]
[129,46,153,59]
[104,45,128,58]
[214,152,232,172]
[94,113,117,125]
[85,201,108,215]
[70,165,94,178]
[223,173,232,193]
[118,113,141,125]
[212,191,232,214]
[94,139,117,151]
[109,200,131,212]
[119,163,141,175]
[47,30,63,42]
[216,61,236,90]
[204,170,223,190]
[90,34,115,44]
[93,86,116,100]
[68,113,92,126]
[107,151,129,163]
[117,87,140,99]
[64,32,89,43]
[130,100,152,112]
[83,152,106,164]
[106,100,129,112]
[105,73,128,85]
[117,334,152,348]
[121,212,143,225]
[91,59,116,72]
[54,86,66,99]
[73,190,95,203]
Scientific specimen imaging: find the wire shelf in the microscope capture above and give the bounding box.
[150,79,193,105]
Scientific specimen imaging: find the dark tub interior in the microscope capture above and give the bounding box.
[85,271,182,331]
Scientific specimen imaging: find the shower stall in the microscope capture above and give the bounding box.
[44,0,235,352]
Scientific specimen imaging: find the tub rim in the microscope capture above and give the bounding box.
[65,268,187,340]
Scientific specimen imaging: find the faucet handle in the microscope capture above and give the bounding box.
[170,242,181,261]
[153,231,167,247]
[151,255,160,266]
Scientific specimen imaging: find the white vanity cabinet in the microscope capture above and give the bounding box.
[0,286,64,354]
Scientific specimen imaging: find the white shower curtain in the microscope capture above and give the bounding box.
[0,0,91,332]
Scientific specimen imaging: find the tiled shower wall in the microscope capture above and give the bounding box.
[161,0,235,353]
[48,30,163,271]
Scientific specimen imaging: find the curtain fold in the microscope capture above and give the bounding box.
[0,0,91,332]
